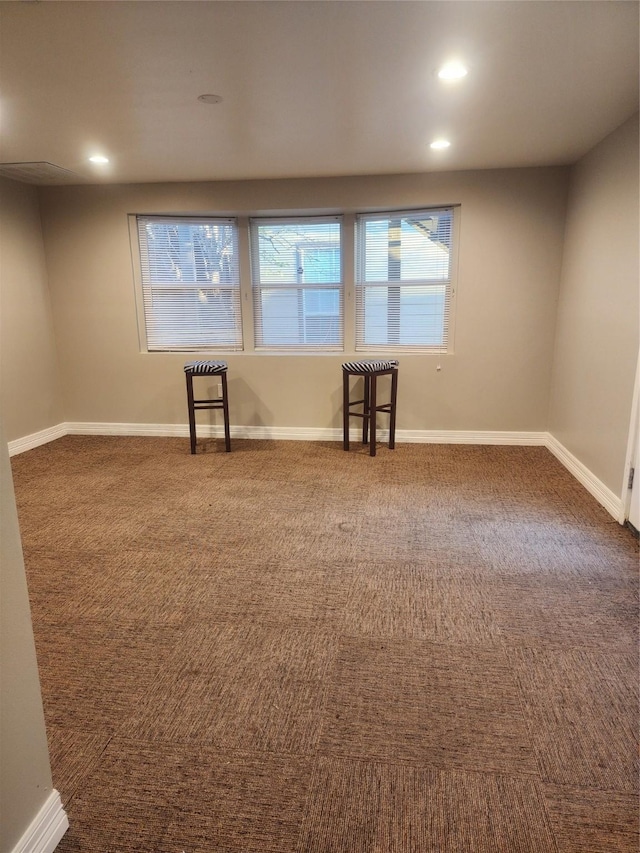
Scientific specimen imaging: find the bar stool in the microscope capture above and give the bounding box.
[184,360,231,454]
[342,359,399,457]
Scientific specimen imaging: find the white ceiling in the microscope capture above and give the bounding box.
[0,1,638,185]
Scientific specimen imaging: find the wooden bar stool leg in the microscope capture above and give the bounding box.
[221,371,231,452]
[186,372,197,454]
[362,375,370,445]
[369,372,377,457]
[342,371,350,451]
[389,368,398,450]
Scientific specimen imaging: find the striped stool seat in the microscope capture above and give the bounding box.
[184,361,231,453]
[342,359,399,374]
[342,358,399,457]
[184,360,228,375]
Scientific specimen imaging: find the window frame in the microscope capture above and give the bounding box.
[249,215,344,352]
[131,214,243,353]
[130,207,459,356]
[354,206,459,354]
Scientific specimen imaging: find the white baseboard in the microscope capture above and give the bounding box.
[7,424,67,457]
[63,422,547,446]
[7,421,622,520]
[11,790,68,853]
[65,421,188,438]
[393,429,547,445]
[545,432,622,520]
[65,421,339,441]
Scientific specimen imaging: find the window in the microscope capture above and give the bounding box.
[134,208,458,355]
[355,208,455,351]
[136,216,242,351]
[250,217,343,350]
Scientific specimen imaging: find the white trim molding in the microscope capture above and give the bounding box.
[7,421,623,520]
[620,351,640,523]
[63,422,548,446]
[65,423,548,442]
[11,789,68,853]
[7,424,67,457]
[66,422,337,441]
[393,429,546,446]
[66,421,188,438]
[545,433,622,521]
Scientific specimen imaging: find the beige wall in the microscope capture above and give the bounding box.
[0,180,62,848]
[549,115,639,494]
[0,430,55,851]
[38,167,568,432]
[0,177,64,443]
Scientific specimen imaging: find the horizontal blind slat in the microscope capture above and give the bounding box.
[250,216,344,351]
[355,208,454,352]
[137,216,243,351]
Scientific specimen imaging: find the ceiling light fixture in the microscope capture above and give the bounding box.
[198,94,223,104]
[437,62,468,81]
[88,155,109,164]
[430,139,451,150]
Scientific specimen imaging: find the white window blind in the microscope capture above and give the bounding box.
[250,216,343,350]
[355,208,454,352]
[136,216,242,351]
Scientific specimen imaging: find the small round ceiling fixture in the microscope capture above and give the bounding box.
[89,154,109,164]
[438,62,468,81]
[198,94,223,104]
[430,139,451,150]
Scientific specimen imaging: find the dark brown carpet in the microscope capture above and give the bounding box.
[11,436,639,852]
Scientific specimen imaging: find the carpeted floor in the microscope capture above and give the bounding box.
[11,435,639,852]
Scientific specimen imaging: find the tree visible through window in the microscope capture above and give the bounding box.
[134,210,457,354]
[136,216,242,351]
[250,217,343,350]
[355,208,454,351]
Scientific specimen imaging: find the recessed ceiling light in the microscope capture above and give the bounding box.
[430,139,451,150]
[198,94,223,104]
[437,62,468,81]
[88,155,109,164]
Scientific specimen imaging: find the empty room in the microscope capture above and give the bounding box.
[1,2,638,852]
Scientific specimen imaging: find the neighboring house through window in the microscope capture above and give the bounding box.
[250,216,343,350]
[355,208,455,352]
[132,208,456,354]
